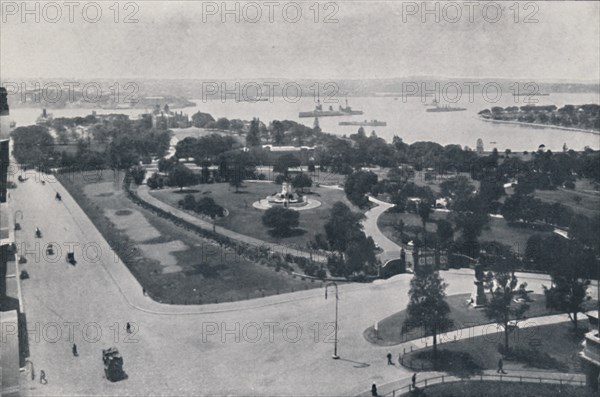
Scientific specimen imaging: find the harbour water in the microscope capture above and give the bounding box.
[8,93,600,152]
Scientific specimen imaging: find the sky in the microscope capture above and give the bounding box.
[1,0,599,81]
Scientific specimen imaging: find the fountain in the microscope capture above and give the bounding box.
[267,182,304,207]
[252,181,322,211]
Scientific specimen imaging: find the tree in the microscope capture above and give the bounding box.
[262,207,300,236]
[168,164,196,191]
[226,151,254,192]
[228,163,244,192]
[501,194,542,223]
[292,173,312,193]
[246,117,261,147]
[178,193,197,210]
[130,165,146,185]
[344,170,378,208]
[418,201,433,230]
[11,125,55,166]
[440,176,475,211]
[436,219,454,245]
[191,111,215,128]
[215,117,231,130]
[403,265,453,360]
[484,271,529,351]
[273,153,301,177]
[452,210,489,256]
[544,265,591,331]
[271,120,285,144]
[324,202,365,255]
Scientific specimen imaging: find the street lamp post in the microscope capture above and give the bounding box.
[325,282,340,359]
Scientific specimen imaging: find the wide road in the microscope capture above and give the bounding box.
[12,171,589,396]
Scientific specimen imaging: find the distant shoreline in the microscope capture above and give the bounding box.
[477,117,600,136]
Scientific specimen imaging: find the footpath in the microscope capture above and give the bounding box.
[136,185,328,263]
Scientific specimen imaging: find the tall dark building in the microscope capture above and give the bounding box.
[0,87,10,203]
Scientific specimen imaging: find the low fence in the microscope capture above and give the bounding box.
[379,373,586,397]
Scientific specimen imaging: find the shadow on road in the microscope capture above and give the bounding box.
[338,357,370,368]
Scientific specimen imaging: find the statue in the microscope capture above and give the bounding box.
[470,262,487,308]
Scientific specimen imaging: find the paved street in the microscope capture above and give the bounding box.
[364,196,402,264]
[12,175,596,396]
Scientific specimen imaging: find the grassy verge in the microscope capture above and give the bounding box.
[56,170,320,304]
[402,380,594,397]
[377,210,551,256]
[399,322,591,377]
[149,181,355,248]
[364,292,598,346]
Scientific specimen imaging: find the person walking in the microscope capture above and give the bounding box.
[126,322,132,334]
[497,358,506,374]
[386,352,393,365]
[72,343,78,357]
[412,373,417,388]
[40,370,47,384]
[398,353,402,366]
[371,383,378,397]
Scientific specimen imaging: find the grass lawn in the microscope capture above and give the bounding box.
[149,181,357,248]
[504,179,600,218]
[401,380,594,397]
[364,292,598,346]
[398,322,593,379]
[58,170,319,304]
[377,210,549,254]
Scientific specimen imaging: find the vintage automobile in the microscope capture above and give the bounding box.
[102,347,127,382]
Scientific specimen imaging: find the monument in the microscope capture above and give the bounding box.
[470,263,487,308]
[267,182,304,207]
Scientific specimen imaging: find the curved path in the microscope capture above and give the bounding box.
[12,174,597,396]
[137,185,327,263]
[319,185,403,265]
[363,196,403,264]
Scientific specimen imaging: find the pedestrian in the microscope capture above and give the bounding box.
[371,383,378,397]
[386,352,393,365]
[126,322,132,334]
[40,370,47,384]
[497,358,506,374]
[398,353,402,366]
[412,373,417,388]
[72,343,78,357]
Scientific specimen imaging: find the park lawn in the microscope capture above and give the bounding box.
[504,178,600,218]
[401,380,594,397]
[399,321,593,379]
[377,210,547,254]
[409,171,481,195]
[58,170,318,304]
[149,181,357,248]
[533,187,600,218]
[364,292,598,346]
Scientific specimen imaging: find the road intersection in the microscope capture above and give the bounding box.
[12,176,595,396]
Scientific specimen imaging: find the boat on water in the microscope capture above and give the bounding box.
[426,103,467,112]
[299,98,363,118]
[236,98,269,102]
[339,120,387,127]
[36,108,53,124]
